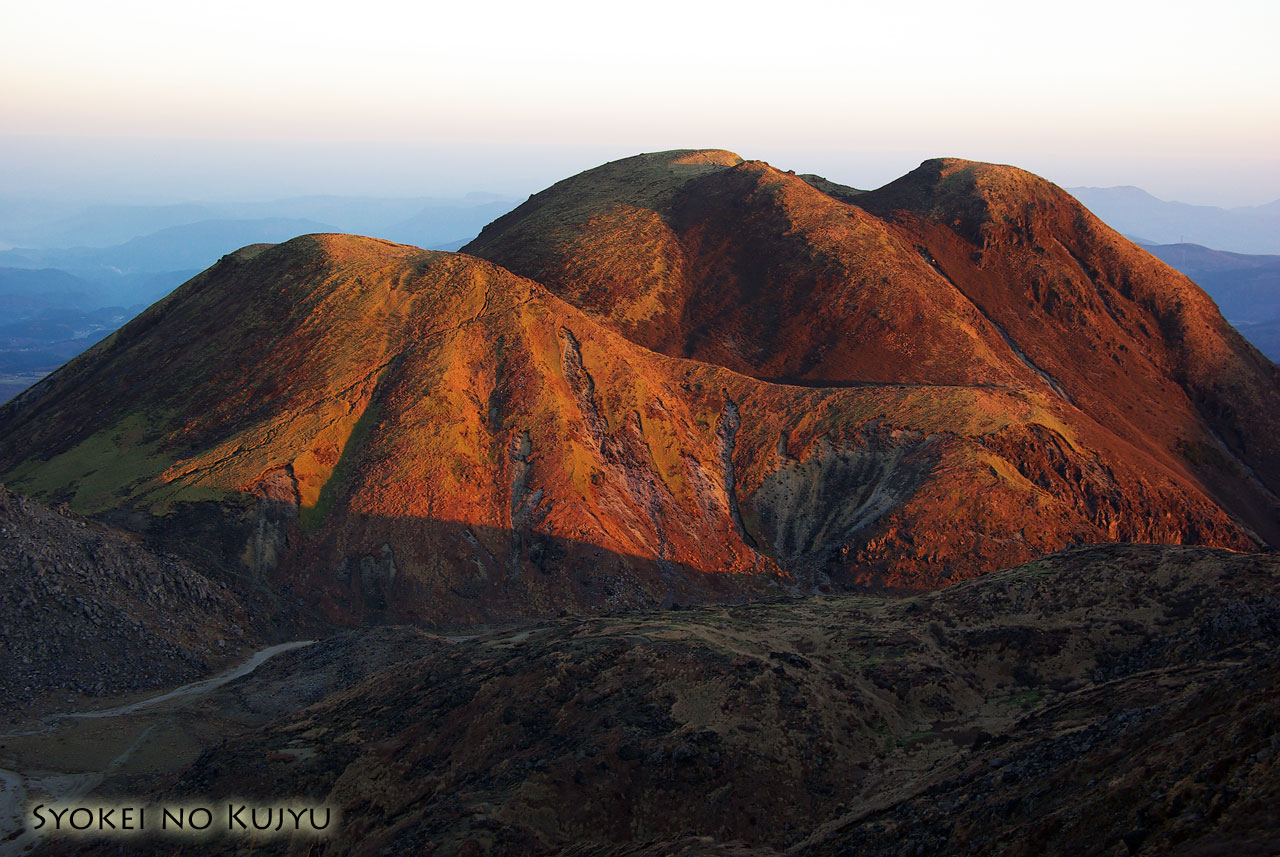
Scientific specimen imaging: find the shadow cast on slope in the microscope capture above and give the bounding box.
[129,500,804,630]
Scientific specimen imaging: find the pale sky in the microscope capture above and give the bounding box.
[2,0,1278,205]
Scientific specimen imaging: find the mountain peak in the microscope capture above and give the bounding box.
[468,149,1280,546]
[855,157,1074,235]
[1,150,1276,623]
[664,148,744,166]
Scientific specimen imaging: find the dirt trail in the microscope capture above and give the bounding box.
[67,641,314,719]
[0,640,314,857]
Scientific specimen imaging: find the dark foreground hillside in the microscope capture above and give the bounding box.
[33,544,1280,857]
[0,485,258,710]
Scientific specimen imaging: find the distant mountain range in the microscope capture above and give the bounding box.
[0,193,516,250]
[0,267,134,400]
[0,218,331,305]
[1068,186,1280,255]
[0,266,94,313]
[0,194,518,306]
[0,194,519,401]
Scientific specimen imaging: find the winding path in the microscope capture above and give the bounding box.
[0,640,315,857]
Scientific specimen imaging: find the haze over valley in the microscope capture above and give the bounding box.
[0,193,519,401]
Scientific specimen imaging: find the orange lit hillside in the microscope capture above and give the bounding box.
[468,151,1280,545]
[0,219,1263,623]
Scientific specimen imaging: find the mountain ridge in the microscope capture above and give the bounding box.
[852,157,1280,540]
[0,150,1275,624]
[1139,242,1280,361]
[467,150,1280,545]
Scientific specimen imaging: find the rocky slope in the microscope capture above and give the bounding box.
[0,485,255,710]
[0,220,1262,621]
[466,151,1280,548]
[40,544,1280,857]
[854,158,1280,545]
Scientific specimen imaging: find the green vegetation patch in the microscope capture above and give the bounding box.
[300,400,381,531]
[1006,689,1046,710]
[7,412,178,514]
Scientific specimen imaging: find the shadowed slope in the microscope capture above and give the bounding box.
[0,485,255,710]
[51,545,1280,857]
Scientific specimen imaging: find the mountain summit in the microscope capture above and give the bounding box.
[468,150,1280,544]
[0,151,1275,624]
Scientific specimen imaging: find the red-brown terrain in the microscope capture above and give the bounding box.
[0,151,1275,627]
[467,150,1280,550]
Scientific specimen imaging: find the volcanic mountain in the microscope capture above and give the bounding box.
[0,151,1276,624]
[466,150,1280,546]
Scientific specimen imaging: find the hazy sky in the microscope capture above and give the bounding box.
[3,0,1277,206]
